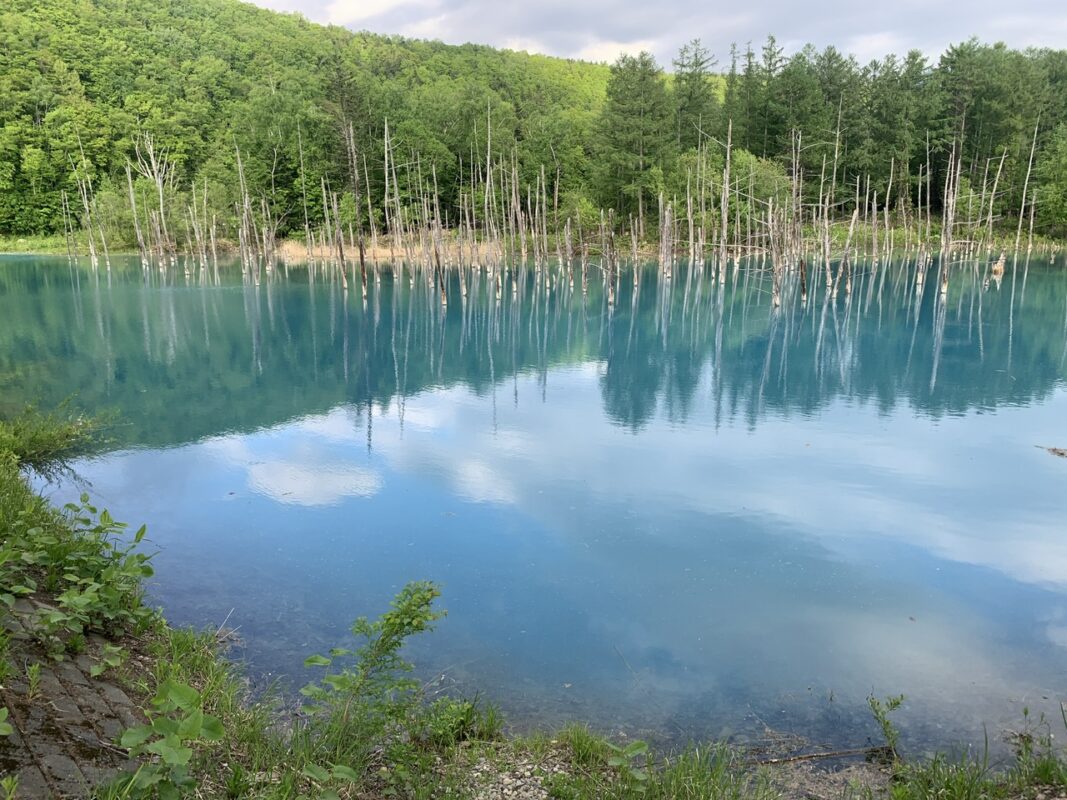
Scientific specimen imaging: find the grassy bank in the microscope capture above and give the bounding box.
[2,411,1066,799]
[0,234,81,255]
[2,222,1063,266]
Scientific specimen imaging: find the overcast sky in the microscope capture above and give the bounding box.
[248,0,1067,67]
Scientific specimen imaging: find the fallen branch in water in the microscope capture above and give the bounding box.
[749,745,888,766]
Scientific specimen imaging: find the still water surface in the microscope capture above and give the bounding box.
[2,254,1066,752]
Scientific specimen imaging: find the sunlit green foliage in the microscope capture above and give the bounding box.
[2,0,1065,243]
[596,52,675,231]
[0,0,609,242]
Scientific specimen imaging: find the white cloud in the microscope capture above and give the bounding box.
[845,31,907,63]
[452,458,517,504]
[399,11,451,39]
[576,38,660,63]
[1047,624,1067,649]
[399,401,452,431]
[246,460,382,506]
[205,428,384,506]
[244,0,1067,68]
[502,36,549,55]
[325,0,429,26]
[355,369,1067,591]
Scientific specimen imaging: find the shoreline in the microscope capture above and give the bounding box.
[1,226,1064,265]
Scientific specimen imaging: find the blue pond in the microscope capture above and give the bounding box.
[2,253,1066,752]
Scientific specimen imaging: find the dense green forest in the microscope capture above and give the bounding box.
[3,0,1067,247]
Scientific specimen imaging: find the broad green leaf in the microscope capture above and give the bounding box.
[301,763,330,782]
[163,680,200,710]
[176,709,204,739]
[151,716,180,736]
[148,737,193,766]
[200,714,225,741]
[330,764,360,782]
[120,725,154,749]
[625,741,648,757]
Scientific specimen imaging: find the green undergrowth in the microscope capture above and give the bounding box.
[93,587,508,799]
[0,410,152,659]
[2,409,1067,799]
[796,220,1064,256]
[0,405,103,478]
[0,234,82,255]
[886,739,1067,800]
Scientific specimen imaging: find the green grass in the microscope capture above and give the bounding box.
[885,718,1067,800]
[0,405,101,477]
[0,233,78,254]
[0,232,143,256]
[102,627,284,799]
[538,729,781,800]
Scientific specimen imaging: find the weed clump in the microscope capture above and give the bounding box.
[0,406,100,478]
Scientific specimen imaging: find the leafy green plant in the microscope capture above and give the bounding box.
[0,774,19,800]
[55,499,154,632]
[606,739,650,790]
[868,693,905,762]
[0,537,38,612]
[0,706,13,737]
[295,581,445,785]
[31,607,80,660]
[12,496,156,660]
[1,426,155,660]
[26,661,41,701]
[420,695,502,747]
[301,581,445,720]
[91,644,128,678]
[118,679,225,799]
[299,762,361,798]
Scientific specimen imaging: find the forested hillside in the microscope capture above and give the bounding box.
[0,0,609,239]
[3,0,1067,245]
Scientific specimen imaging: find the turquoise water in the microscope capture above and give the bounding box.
[3,254,1067,752]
